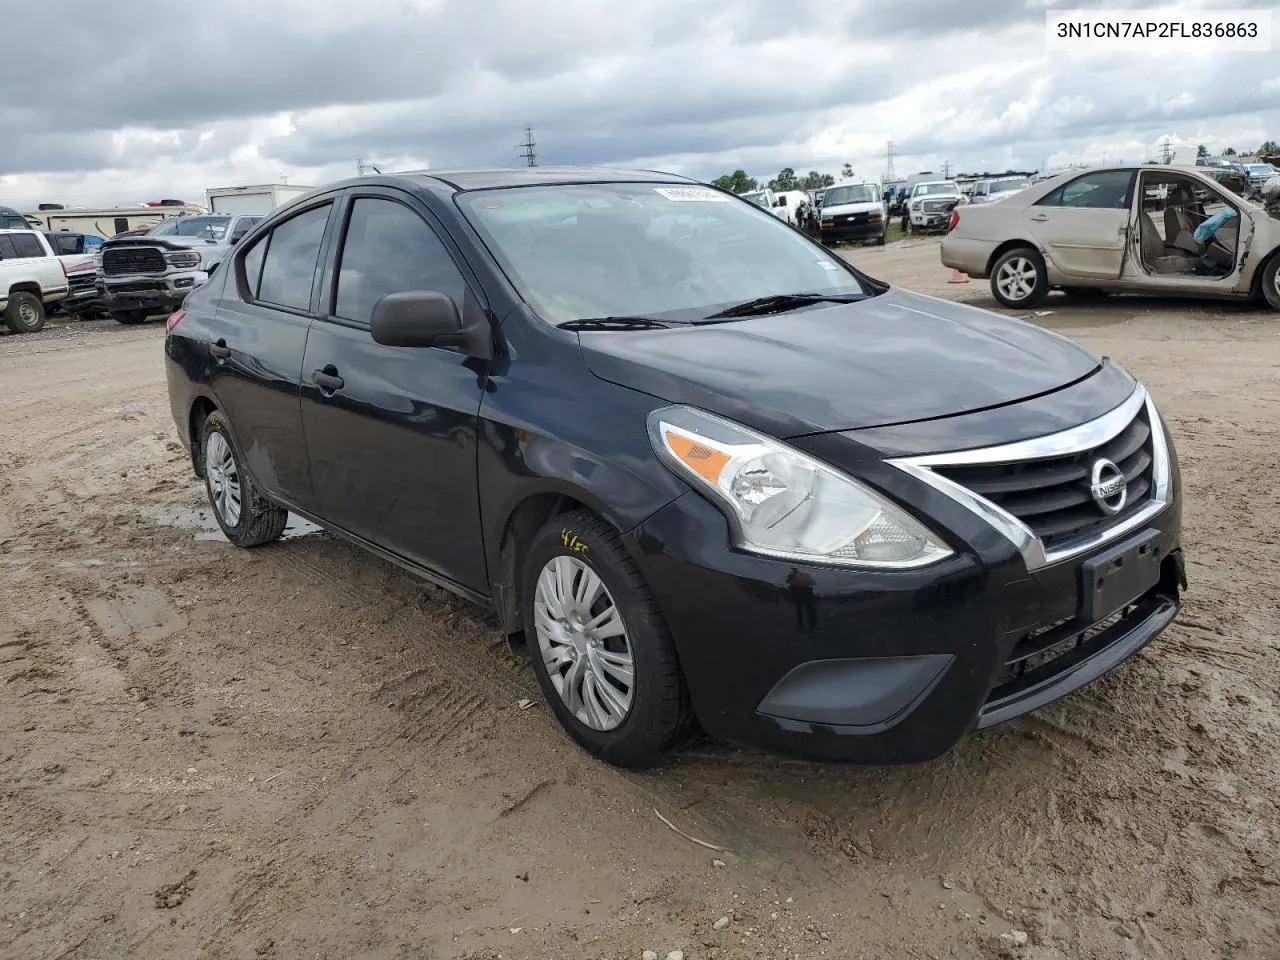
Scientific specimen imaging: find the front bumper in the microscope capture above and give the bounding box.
[821,220,885,243]
[626,467,1183,764]
[99,270,207,314]
[909,210,952,230]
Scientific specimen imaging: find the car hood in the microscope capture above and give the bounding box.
[578,287,1102,439]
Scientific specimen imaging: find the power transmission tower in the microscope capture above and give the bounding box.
[518,126,537,166]
[1158,135,1174,164]
[885,141,897,179]
[942,160,952,179]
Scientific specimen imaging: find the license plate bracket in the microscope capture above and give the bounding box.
[1080,529,1161,622]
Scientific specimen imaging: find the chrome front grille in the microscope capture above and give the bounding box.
[930,405,1155,549]
[888,387,1172,570]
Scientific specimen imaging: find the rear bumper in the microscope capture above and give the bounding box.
[100,271,206,314]
[940,237,995,277]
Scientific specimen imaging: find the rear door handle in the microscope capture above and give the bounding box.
[209,340,230,360]
[313,369,345,393]
[1030,214,1049,222]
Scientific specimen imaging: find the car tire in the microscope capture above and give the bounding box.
[1261,255,1280,310]
[990,248,1049,308]
[875,232,886,246]
[4,291,46,333]
[200,410,289,548]
[521,509,692,767]
[111,310,149,325]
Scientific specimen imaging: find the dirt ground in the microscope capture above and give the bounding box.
[2,240,1277,960]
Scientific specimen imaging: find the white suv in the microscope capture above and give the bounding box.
[0,229,68,333]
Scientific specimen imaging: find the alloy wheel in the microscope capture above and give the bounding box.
[996,256,1038,302]
[205,432,242,527]
[532,555,635,731]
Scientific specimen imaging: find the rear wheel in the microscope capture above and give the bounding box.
[990,248,1049,308]
[200,411,289,547]
[1261,255,1280,310]
[4,291,45,333]
[111,309,149,325]
[522,509,691,767]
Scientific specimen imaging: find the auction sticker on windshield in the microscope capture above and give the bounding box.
[654,187,731,202]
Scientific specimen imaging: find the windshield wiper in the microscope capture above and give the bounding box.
[558,316,671,331]
[704,292,867,319]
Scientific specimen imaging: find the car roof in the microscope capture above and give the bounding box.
[374,166,698,192]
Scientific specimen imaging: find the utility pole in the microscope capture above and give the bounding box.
[941,160,952,179]
[518,126,537,166]
[885,140,897,179]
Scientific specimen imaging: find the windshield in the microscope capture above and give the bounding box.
[914,182,959,196]
[739,191,770,209]
[148,215,231,239]
[821,184,878,206]
[990,179,1030,193]
[1246,164,1277,175]
[459,182,872,325]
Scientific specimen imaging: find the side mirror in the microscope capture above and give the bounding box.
[370,290,491,359]
[229,234,242,246]
[773,197,786,207]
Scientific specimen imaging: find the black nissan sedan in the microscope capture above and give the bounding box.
[164,167,1185,767]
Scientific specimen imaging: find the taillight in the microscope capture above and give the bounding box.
[165,309,186,334]
[947,209,960,232]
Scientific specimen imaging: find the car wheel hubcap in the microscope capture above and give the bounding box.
[997,257,1038,301]
[19,303,36,324]
[204,432,242,527]
[532,555,634,731]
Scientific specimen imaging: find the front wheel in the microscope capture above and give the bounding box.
[1261,255,1280,310]
[990,248,1049,308]
[200,411,289,547]
[4,291,46,333]
[522,510,691,767]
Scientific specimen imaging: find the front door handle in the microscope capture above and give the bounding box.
[209,340,230,360]
[313,368,345,393]
[1030,214,1049,222]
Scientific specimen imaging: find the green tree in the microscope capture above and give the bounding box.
[797,170,835,191]
[1224,146,1237,155]
[840,162,854,179]
[1196,144,1209,158]
[767,167,798,191]
[1258,140,1280,156]
[710,170,758,194]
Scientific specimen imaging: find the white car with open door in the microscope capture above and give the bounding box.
[941,165,1280,311]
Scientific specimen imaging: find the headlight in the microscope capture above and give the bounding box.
[868,212,882,222]
[911,201,922,210]
[647,406,952,568]
[164,250,202,268]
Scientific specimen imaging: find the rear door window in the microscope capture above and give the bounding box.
[255,204,333,312]
[1038,171,1133,209]
[10,233,45,258]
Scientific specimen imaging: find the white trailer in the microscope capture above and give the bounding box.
[204,184,313,216]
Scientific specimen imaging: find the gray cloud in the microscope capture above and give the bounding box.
[1,0,1275,204]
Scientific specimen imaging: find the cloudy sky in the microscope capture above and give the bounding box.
[2,0,1277,208]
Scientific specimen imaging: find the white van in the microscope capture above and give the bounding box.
[817,180,886,244]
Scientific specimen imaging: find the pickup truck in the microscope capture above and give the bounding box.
[96,213,262,324]
[0,229,68,333]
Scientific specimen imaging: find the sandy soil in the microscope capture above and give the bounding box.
[2,242,1277,960]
